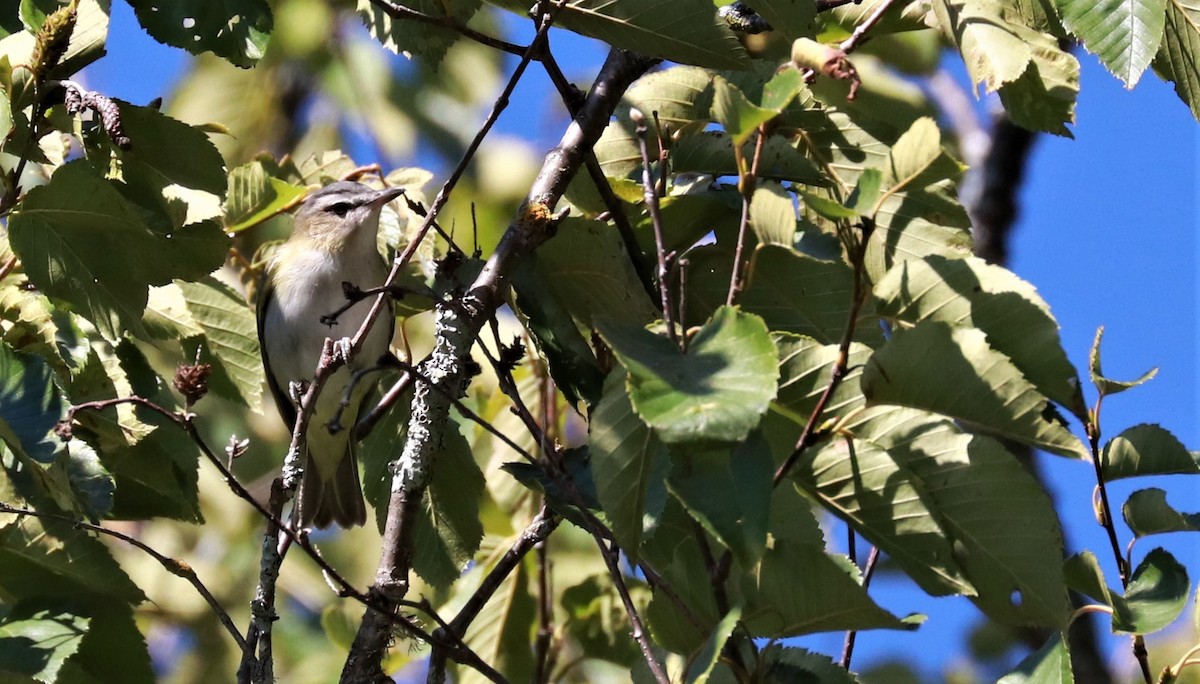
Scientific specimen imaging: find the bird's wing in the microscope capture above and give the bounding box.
[256,274,297,431]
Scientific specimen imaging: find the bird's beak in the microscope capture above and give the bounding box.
[367,186,405,208]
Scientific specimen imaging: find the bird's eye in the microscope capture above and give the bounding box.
[327,201,353,217]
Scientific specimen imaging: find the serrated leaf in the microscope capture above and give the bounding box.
[1152,0,1200,122]
[1058,0,1168,87]
[125,0,272,68]
[997,632,1073,683]
[758,645,861,684]
[873,255,1084,417]
[535,217,658,326]
[997,32,1080,136]
[1122,488,1200,538]
[773,332,870,422]
[741,482,910,636]
[511,258,605,411]
[749,181,797,246]
[1065,549,1190,633]
[598,306,778,445]
[670,131,826,185]
[879,117,962,201]
[848,406,1071,627]
[487,0,749,69]
[9,162,228,339]
[669,432,772,565]
[1089,326,1158,397]
[790,436,974,597]
[357,0,482,64]
[688,607,740,684]
[102,408,202,522]
[685,244,886,346]
[455,552,536,684]
[932,0,1034,91]
[411,421,485,589]
[590,372,669,561]
[861,322,1087,458]
[712,76,777,146]
[224,160,305,233]
[177,277,263,412]
[1100,423,1198,480]
[0,515,145,606]
[0,608,89,683]
[0,341,63,463]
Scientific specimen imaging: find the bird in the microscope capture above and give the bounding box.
[257,180,403,529]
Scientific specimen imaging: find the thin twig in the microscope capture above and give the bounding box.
[0,255,17,281]
[773,216,874,485]
[366,0,528,57]
[840,545,880,668]
[0,502,245,651]
[727,126,767,306]
[632,108,678,345]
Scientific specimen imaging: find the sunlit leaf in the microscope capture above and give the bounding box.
[0,608,89,683]
[1058,0,1168,87]
[125,0,272,67]
[1089,325,1158,398]
[599,306,778,445]
[1065,549,1190,634]
[1122,487,1200,538]
[1100,423,1198,480]
[1152,0,1200,122]
[177,277,263,412]
[590,372,669,561]
[861,322,1087,458]
[997,632,1073,684]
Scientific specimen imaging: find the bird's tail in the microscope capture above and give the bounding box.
[297,447,367,529]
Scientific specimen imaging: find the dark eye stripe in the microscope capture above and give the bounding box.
[327,201,353,216]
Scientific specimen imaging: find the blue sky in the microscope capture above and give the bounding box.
[86,3,1198,680]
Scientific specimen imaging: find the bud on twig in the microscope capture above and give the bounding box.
[174,359,213,409]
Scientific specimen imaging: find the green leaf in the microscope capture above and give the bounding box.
[103,408,202,522]
[1065,549,1190,633]
[758,645,861,684]
[711,76,777,146]
[861,322,1087,458]
[487,0,749,69]
[741,483,911,636]
[620,65,716,129]
[1058,0,1168,87]
[1121,548,1190,633]
[0,516,145,607]
[1089,326,1158,398]
[997,632,1073,684]
[773,332,871,423]
[511,257,606,411]
[873,255,1084,417]
[879,117,963,205]
[598,306,778,445]
[411,421,485,589]
[687,607,741,684]
[125,0,272,68]
[223,160,305,233]
[790,435,974,597]
[9,162,228,339]
[0,608,88,683]
[1101,423,1199,480]
[931,0,1035,91]
[561,576,643,667]
[848,406,1070,627]
[0,341,63,463]
[752,1,818,39]
[668,432,772,565]
[535,217,658,327]
[590,372,670,562]
[176,277,263,412]
[1122,488,1200,538]
[670,131,827,185]
[749,181,797,246]
[56,602,153,683]
[358,0,482,64]
[1152,0,1200,122]
[847,167,882,215]
[686,244,886,346]
[502,448,601,529]
[455,552,536,684]
[105,101,228,227]
[996,32,1081,136]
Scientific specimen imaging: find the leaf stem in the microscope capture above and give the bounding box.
[726,125,767,306]
[632,108,678,346]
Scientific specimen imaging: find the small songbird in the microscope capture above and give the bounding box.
[257,181,403,529]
